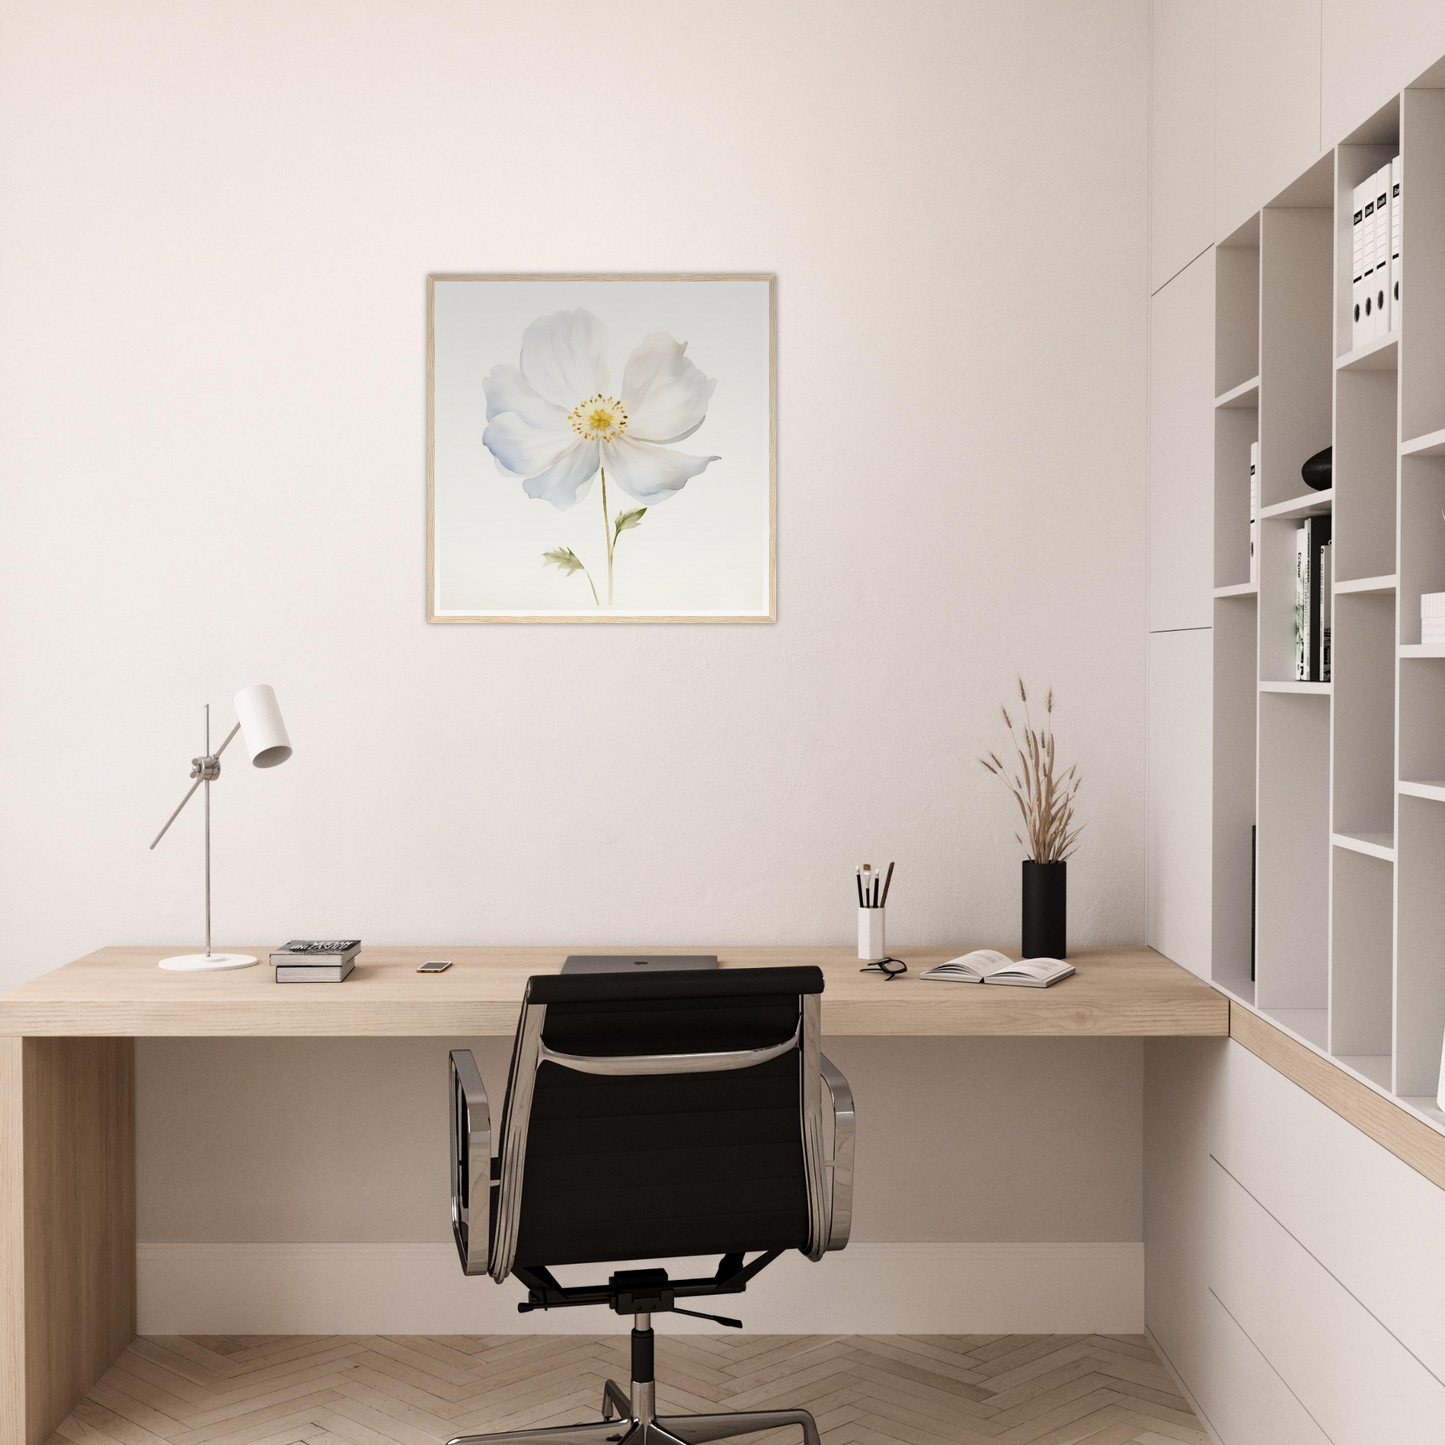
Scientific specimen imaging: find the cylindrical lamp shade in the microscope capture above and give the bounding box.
[233,684,292,768]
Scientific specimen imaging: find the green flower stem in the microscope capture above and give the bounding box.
[599,466,614,606]
[582,566,600,607]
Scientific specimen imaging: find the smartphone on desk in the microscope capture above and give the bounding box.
[417,959,452,973]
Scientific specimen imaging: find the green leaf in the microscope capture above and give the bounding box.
[613,507,647,543]
[542,546,586,576]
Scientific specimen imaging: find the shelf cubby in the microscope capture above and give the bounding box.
[1329,847,1393,1067]
[1255,692,1330,1017]
[1401,86,1445,444]
[1398,454,1445,644]
[1259,188,1332,511]
[1397,795,1445,1097]
[1215,216,1260,398]
[1211,593,1259,1003]
[1334,370,1397,581]
[1332,592,1396,837]
[1399,653,1445,785]
[1214,403,1257,589]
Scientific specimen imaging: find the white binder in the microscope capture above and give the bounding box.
[1351,179,1369,349]
[1373,165,1391,341]
[1391,154,1402,333]
[1362,171,1380,342]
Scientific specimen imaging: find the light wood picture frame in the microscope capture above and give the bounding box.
[427,274,776,623]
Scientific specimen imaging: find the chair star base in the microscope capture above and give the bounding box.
[446,1315,821,1445]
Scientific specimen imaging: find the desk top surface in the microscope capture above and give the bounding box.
[0,944,1227,1037]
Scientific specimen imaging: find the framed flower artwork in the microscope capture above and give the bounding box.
[427,274,775,623]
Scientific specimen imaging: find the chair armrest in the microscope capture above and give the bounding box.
[819,1052,854,1251]
[449,1049,492,1276]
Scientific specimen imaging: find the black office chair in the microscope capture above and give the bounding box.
[446,965,855,1445]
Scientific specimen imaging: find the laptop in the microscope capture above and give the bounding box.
[561,954,719,974]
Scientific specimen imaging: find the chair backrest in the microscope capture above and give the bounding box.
[488,966,828,1280]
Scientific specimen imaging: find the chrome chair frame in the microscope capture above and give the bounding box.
[446,985,854,1445]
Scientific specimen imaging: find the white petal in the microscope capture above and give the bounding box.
[483,364,568,431]
[520,309,609,409]
[601,437,719,503]
[620,333,717,443]
[483,412,575,477]
[523,439,600,510]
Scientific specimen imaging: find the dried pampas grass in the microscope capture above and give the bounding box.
[980,678,1083,863]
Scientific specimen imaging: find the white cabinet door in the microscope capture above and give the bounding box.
[1214,1039,1445,1384]
[1147,629,1213,978]
[1323,0,1445,145]
[1211,1156,1445,1443]
[1215,0,1323,237]
[1151,0,1215,292]
[1197,1290,1332,1445]
[1149,251,1215,632]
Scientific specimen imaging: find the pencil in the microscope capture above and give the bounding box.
[880,860,895,907]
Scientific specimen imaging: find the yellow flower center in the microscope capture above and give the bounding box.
[568,394,628,442]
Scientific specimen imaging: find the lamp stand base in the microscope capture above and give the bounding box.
[158,952,258,972]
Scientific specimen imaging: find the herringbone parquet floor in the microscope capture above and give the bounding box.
[49,1334,1210,1445]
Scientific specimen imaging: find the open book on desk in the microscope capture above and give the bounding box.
[920,950,1075,988]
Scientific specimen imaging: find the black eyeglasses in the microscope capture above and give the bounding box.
[859,957,908,981]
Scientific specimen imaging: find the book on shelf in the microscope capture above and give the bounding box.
[920,950,1074,988]
[1293,518,1332,682]
[1250,824,1256,984]
[1249,441,1259,584]
[1295,526,1308,679]
[1320,538,1332,682]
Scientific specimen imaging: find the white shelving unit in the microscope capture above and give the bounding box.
[1211,79,1445,1132]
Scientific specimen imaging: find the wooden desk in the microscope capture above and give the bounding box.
[0,944,1223,1445]
[0,944,1225,1038]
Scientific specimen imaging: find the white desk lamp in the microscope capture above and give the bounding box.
[149,684,292,972]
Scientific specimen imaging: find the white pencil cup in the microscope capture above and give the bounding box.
[858,907,887,962]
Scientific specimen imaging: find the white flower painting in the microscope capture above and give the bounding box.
[428,275,774,623]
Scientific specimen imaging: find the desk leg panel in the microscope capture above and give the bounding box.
[0,1037,136,1445]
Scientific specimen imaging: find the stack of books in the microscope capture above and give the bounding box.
[270,939,361,983]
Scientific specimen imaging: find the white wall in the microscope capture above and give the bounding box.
[0,0,1152,1325]
[0,1,1149,984]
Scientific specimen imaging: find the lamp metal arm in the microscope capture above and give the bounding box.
[148,721,241,850]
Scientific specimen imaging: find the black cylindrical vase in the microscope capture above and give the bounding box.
[1022,860,1067,958]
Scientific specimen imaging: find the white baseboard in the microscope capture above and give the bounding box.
[137,1241,1143,1335]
